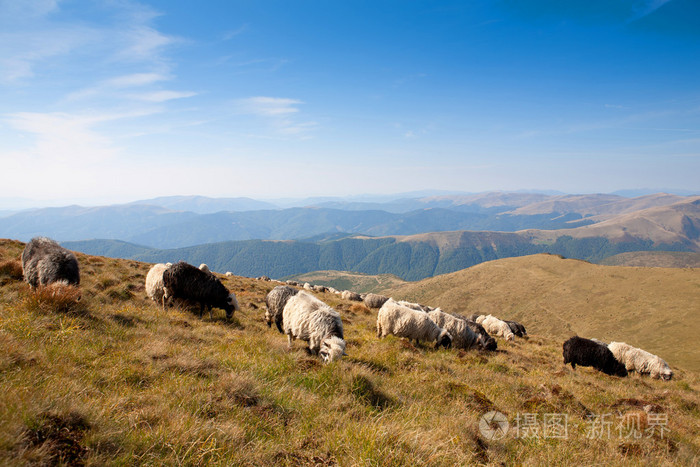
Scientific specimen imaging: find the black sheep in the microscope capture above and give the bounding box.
[265,285,299,333]
[21,237,80,288]
[562,336,627,377]
[163,262,239,319]
[505,320,527,337]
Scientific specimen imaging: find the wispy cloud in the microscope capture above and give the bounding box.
[4,109,157,163]
[0,1,179,85]
[129,90,198,103]
[236,97,303,116]
[235,97,317,137]
[223,24,248,40]
[630,0,672,21]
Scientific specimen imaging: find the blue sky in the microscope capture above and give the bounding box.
[1,0,699,207]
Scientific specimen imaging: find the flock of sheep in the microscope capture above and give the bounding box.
[19,236,674,380]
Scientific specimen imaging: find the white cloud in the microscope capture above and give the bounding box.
[237,97,304,116]
[234,97,317,138]
[129,90,198,102]
[106,72,170,88]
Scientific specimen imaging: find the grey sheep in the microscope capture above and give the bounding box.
[163,261,239,319]
[363,293,390,309]
[21,237,80,288]
[265,285,299,333]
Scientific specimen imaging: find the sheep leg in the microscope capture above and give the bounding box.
[208,305,213,320]
[287,334,293,349]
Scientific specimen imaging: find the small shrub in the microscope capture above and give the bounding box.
[26,284,86,314]
[0,260,23,281]
[349,303,371,314]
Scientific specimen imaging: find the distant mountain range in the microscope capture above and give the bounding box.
[2,191,698,280]
[2,192,695,248]
[59,196,700,280]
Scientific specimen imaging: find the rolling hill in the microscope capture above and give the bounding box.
[0,239,698,465]
[600,251,700,268]
[386,253,700,372]
[284,270,407,294]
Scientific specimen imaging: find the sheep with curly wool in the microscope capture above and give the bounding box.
[21,237,80,288]
[427,309,483,350]
[341,290,362,301]
[464,319,498,351]
[163,261,239,320]
[364,293,390,309]
[145,263,171,309]
[608,342,673,381]
[265,285,299,333]
[377,299,452,349]
[476,314,515,341]
[504,319,527,337]
[282,291,346,363]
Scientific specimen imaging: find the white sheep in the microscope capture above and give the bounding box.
[397,300,434,312]
[475,314,515,341]
[608,342,673,381]
[427,309,481,350]
[282,291,347,363]
[199,263,211,274]
[341,290,362,301]
[145,263,170,309]
[376,299,452,349]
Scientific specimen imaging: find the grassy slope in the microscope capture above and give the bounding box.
[387,254,700,373]
[600,251,700,268]
[285,270,406,294]
[0,240,698,465]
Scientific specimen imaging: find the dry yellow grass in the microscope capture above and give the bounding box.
[387,253,700,373]
[0,240,698,465]
[288,270,406,294]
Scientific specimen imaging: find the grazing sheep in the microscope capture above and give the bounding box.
[225,272,233,277]
[608,342,673,381]
[257,275,271,281]
[163,261,239,319]
[21,237,80,288]
[562,336,628,377]
[377,299,452,349]
[364,293,389,309]
[341,290,362,301]
[397,300,434,312]
[145,263,171,308]
[199,263,211,274]
[504,320,527,337]
[476,315,515,341]
[265,285,299,333]
[464,319,498,351]
[282,291,346,363]
[427,309,484,350]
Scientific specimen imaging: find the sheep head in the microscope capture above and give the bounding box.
[435,329,452,349]
[319,336,346,363]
